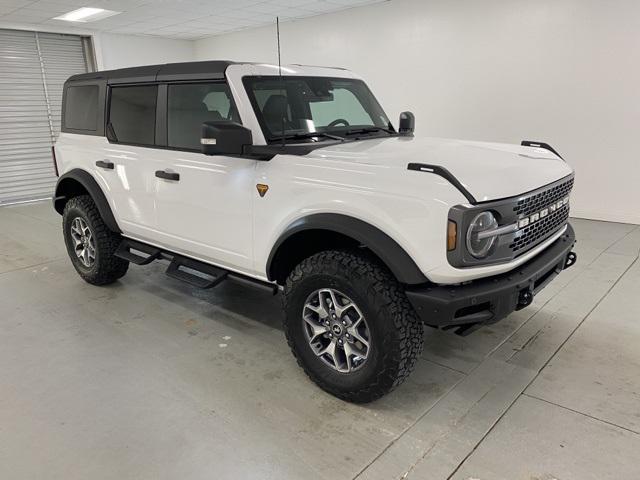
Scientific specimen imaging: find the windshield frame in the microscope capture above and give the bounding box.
[242,75,395,144]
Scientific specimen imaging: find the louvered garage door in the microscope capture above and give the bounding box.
[0,29,92,205]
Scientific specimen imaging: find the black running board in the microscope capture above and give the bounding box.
[166,256,227,289]
[115,239,161,265]
[115,238,278,294]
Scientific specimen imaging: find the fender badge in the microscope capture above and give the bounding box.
[256,184,269,197]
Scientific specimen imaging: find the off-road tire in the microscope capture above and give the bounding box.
[282,250,424,403]
[62,195,128,285]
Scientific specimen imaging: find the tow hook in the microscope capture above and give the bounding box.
[564,251,577,269]
[517,289,534,309]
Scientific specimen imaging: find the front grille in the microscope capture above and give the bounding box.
[510,201,570,254]
[447,174,575,267]
[514,177,574,216]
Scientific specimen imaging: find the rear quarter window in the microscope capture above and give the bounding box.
[64,85,99,131]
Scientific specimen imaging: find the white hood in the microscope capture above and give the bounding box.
[310,136,574,202]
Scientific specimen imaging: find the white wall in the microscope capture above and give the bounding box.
[0,24,195,71]
[95,33,194,70]
[194,0,640,225]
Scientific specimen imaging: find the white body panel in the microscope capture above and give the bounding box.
[311,136,572,202]
[54,134,158,241]
[54,63,575,285]
[55,134,258,276]
[150,148,256,272]
[102,143,159,241]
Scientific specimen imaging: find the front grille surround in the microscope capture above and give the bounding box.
[448,174,574,268]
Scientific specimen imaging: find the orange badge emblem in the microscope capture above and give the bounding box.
[256,184,269,197]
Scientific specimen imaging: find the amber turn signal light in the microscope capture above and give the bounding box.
[447,220,457,251]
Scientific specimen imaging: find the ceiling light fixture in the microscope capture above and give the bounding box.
[53,7,120,22]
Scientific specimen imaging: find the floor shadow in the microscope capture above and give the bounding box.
[128,262,285,333]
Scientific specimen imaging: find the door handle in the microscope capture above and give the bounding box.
[155,170,180,181]
[96,160,114,169]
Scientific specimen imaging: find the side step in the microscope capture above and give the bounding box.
[115,239,161,265]
[166,256,227,289]
[115,238,278,294]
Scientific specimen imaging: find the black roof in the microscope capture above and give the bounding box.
[66,60,243,85]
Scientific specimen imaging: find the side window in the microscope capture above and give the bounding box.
[108,85,157,145]
[64,85,99,131]
[167,83,239,150]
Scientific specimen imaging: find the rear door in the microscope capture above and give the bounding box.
[152,81,256,273]
[100,84,160,241]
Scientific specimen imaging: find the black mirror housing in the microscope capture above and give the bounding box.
[201,121,253,155]
[398,111,415,137]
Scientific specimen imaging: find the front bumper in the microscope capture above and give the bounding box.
[406,223,576,333]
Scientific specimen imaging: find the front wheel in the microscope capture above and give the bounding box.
[282,250,424,403]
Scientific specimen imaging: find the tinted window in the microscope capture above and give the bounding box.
[168,83,239,150]
[109,85,157,145]
[64,85,99,130]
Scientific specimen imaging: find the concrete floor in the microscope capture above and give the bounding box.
[1,201,639,480]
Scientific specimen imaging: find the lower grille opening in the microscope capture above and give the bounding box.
[454,302,492,320]
[533,265,557,290]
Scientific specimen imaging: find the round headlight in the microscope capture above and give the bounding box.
[466,211,499,258]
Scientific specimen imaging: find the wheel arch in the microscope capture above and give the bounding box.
[266,213,428,286]
[53,169,121,233]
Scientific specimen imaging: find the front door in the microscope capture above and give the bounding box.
[152,82,256,273]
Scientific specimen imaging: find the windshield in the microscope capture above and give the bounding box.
[243,76,393,142]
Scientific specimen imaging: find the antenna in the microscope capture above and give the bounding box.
[276,17,285,147]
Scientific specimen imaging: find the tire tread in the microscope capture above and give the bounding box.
[282,250,423,403]
[63,195,128,285]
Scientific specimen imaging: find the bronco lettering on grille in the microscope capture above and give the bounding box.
[517,196,570,229]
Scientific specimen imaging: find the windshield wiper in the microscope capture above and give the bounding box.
[342,126,395,136]
[280,131,345,142]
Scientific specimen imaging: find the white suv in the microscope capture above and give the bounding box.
[53,61,577,402]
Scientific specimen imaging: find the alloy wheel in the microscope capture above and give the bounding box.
[302,288,371,373]
[70,217,96,268]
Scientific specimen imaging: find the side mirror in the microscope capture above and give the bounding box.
[398,111,415,137]
[201,121,253,155]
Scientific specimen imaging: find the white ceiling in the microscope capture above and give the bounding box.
[0,0,387,40]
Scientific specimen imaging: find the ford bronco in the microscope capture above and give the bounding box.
[52,61,576,402]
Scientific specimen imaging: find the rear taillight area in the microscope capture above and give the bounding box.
[51,145,59,177]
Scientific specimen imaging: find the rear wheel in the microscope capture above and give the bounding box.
[62,195,128,285]
[282,250,424,403]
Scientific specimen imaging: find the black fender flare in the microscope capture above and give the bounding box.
[53,169,121,233]
[266,213,428,285]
